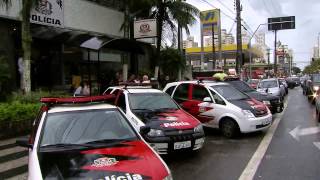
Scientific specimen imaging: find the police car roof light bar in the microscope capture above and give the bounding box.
[196,77,217,84]
[118,82,158,89]
[40,94,116,104]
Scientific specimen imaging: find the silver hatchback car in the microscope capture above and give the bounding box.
[257,78,286,101]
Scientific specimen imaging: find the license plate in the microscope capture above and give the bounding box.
[174,141,191,150]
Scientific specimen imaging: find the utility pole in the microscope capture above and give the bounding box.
[235,0,243,74]
[274,30,278,75]
[212,23,216,70]
[267,48,271,71]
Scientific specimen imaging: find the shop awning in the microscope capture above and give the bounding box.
[31,25,147,54]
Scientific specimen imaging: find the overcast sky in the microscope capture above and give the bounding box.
[185,0,320,69]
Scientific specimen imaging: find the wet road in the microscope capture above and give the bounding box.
[254,88,320,180]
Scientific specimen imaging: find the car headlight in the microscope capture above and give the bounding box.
[163,174,173,180]
[242,110,255,119]
[194,124,204,133]
[263,101,271,105]
[147,129,164,137]
[313,86,319,91]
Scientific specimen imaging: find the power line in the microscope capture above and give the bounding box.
[200,0,236,22]
[215,0,235,15]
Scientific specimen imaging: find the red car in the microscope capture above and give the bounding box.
[16,95,172,180]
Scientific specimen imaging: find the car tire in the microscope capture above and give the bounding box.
[220,118,240,138]
[316,109,320,122]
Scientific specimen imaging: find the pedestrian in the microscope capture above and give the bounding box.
[74,82,84,96]
[128,74,136,83]
[82,81,90,96]
[74,81,90,96]
[142,75,150,83]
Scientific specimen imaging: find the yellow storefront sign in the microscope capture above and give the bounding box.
[186,44,249,53]
[200,9,220,36]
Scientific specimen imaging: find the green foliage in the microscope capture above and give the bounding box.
[160,47,185,79]
[292,67,301,74]
[0,101,40,122]
[303,59,320,74]
[9,91,69,104]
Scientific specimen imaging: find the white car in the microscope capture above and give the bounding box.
[163,81,272,138]
[257,78,286,100]
[16,96,172,180]
[104,86,205,154]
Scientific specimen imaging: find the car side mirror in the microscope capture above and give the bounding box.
[16,137,33,149]
[203,97,212,103]
[140,126,151,135]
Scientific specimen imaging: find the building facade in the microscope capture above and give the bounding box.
[0,0,153,93]
[183,36,198,49]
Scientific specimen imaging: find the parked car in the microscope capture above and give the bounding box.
[225,78,283,113]
[279,78,288,94]
[314,95,320,122]
[305,74,320,103]
[163,81,272,138]
[256,78,286,101]
[16,95,172,180]
[103,85,205,154]
[247,79,260,89]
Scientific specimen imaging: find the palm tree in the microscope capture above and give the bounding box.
[150,0,199,79]
[1,0,35,94]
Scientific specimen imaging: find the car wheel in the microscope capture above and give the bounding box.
[277,103,284,113]
[220,119,240,138]
[316,108,320,122]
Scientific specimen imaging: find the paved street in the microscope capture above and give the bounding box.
[1,88,320,180]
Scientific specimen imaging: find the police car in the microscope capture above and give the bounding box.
[16,95,172,180]
[103,84,205,154]
[163,80,272,138]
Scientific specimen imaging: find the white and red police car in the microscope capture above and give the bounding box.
[16,95,172,180]
[163,80,272,138]
[103,84,205,154]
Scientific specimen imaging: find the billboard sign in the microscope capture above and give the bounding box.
[268,16,295,31]
[30,0,64,27]
[200,9,220,36]
[134,19,157,39]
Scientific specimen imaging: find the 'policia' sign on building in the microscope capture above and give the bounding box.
[30,0,64,27]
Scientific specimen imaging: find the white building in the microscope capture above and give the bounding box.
[183,36,198,49]
[313,46,320,58]
[203,29,235,47]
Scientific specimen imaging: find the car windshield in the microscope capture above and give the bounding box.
[259,80,278,88]
[211,85,249,101]
[313,74,320,82]
[248,79,259,84]
[228,81,255,92]
[40,109,137,147]
[129,93,179,111]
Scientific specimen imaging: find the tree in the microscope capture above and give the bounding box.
[292,66,301,74]
[1,0,36,94]
[303,59,320,74]
[149,0,199,78]
[159,47,185,79]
